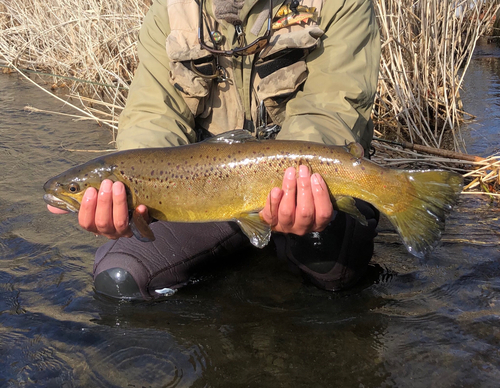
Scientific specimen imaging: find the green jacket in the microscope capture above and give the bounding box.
[117,0,380,152]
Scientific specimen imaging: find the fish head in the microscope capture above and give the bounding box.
[43,159,117,213]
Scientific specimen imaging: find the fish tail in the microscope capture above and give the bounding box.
[384,170,463,258]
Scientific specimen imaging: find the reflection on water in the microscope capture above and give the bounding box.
[1,44,500,387]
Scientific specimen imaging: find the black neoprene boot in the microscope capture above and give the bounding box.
[274,199,380,290]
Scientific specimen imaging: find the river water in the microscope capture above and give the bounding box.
[0,42,499,387]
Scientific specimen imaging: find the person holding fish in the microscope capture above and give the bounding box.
[48,0,383,300]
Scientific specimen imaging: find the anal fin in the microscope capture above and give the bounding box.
[234,211,272,248]
[332,196,368,226]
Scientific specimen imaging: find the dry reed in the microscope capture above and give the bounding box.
[0,0,499,197]
[0,0,149,132]
[374,0,499,152]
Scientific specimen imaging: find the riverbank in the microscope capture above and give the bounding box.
[1,0,499,196]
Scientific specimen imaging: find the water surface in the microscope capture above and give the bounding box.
[0,45,499,387]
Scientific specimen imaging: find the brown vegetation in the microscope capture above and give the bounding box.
[0,0,499,196]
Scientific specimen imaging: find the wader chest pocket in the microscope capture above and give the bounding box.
[254,26,323,125]
[170,56,215,117]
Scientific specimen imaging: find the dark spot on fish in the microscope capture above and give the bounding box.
[134,179,138,184]
[151,170,154,175]
[134,188,138,194]
[213,157,216,161]
[361,166,366,170]
[131,167,135,171]
[159,201,162,205]
[146,195,149,199]
[160,171,164,175]
[84,174,88,177]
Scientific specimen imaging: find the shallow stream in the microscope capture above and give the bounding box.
[0,41,499,387]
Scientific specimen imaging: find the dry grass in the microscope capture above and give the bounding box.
[0,0,149,132]
[374,0,499,152]
[0,0,499,198]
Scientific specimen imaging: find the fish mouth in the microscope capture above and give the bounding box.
[43,194,79,213]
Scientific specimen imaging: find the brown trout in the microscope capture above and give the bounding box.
[43,130,463,258]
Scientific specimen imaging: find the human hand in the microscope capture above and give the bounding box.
[260,166,335,235]
[47,179,149,239]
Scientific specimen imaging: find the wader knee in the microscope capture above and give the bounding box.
[274,199,380,291]
[93,221,249,300]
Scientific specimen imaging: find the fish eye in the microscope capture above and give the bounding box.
[68,182,80,193]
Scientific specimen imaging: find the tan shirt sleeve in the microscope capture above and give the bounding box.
[116,0,196,150]
[278,0,381,152]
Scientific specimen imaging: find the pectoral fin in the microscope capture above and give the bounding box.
[332,196,368,226]
[234,211,272,248]
[129,208,156,242]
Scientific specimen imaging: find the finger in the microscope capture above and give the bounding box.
[78,187,98,232]
[260,187,283,227]
[311,173,335,231]
[47,205,69,214]
[293,165,315,235]
[94,179,115,236]
[277,167,297,231]
[112,181,132,237]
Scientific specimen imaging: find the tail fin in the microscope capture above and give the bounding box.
[385,170,463,258]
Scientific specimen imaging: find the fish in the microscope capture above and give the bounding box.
[275,4,317,18]
[43,130,464,258]
[271,11,318,30]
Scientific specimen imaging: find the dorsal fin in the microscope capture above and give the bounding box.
[204,130,259,144]
[345,142,364,158]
